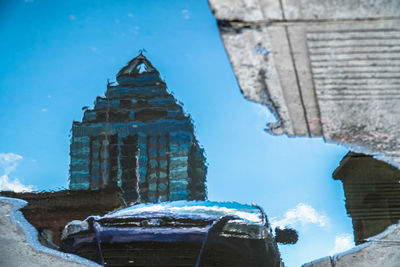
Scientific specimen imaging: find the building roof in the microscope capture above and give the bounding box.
[332,152,399,181]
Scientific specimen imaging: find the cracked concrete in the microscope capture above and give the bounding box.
[208,0,400,168]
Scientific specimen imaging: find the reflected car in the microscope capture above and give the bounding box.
[61,201,296,266]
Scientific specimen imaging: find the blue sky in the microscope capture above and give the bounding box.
[0,0,353,266]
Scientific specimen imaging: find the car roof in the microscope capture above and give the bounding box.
[105,200,264,224]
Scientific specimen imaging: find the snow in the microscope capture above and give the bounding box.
[108,200,264,224]
[0,196,101,267]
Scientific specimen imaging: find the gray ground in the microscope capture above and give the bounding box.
[303,222,400,267]
[0,198,97,267]
[208,0,400,167]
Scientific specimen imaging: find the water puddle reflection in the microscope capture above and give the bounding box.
[1,54,398,267]
[1,1,399,266]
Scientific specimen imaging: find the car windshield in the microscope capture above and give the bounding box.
[107,200,264,224]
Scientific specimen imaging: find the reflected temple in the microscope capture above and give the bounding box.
[69,53,207,203]
[1,54,208,247]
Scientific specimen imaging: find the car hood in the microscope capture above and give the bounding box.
[103,200,264,225]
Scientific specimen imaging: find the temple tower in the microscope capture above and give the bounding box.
[69,53,207,203]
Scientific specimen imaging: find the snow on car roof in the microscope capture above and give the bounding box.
[107,200,264,224]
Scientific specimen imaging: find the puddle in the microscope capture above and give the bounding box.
[0,1,398,267]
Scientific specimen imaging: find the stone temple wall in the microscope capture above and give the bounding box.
[69,53,207,203]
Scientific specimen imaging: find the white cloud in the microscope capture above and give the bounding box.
[330,233,354,255]
[254,104,276,123]
[131,26,140,35]
[182,9,190,20]
[271,203,329,229]
[0,153,22,163]
[0,153,23,174]
[0,153,34,192]
[41,108,48,112]
[0,175,34,192]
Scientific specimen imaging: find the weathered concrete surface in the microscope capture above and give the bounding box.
[208,0,400,167]
[0,197,98,267]
[302,221,400,267]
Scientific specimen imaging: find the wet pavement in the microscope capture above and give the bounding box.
[0,197,98,267]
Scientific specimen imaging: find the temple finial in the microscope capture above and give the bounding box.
[138,48,147,55]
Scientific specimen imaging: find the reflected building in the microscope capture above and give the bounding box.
[1,54,207,247]
[69,53,207,203]
[333,152,400,244]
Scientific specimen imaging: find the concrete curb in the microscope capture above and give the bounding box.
[0,196,101,267]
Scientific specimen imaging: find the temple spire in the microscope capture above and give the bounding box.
[117,53,159,78]
[138,48,147,55]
